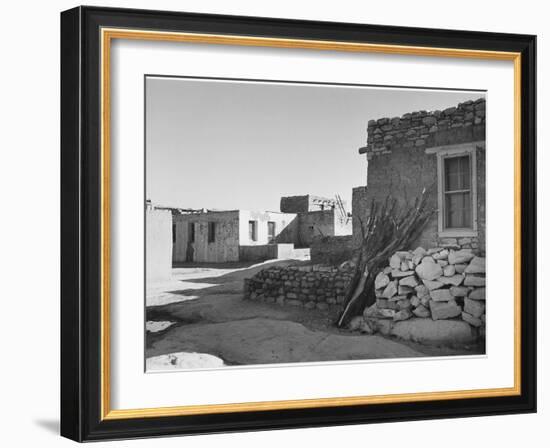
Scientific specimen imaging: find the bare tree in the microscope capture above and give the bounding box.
[336,189,435,328]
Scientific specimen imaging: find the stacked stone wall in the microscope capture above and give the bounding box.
[244,263,354,312]
[363,246,486,338]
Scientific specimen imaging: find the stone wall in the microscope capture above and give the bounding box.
[353,98,486,253]
[310,235,355,265]
[363,247,486,337]
[361,98,486,158]
[244,263,354,312]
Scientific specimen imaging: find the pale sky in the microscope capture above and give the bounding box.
[146,77,484,211]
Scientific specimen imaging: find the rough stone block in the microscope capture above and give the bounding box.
[443,264,456,276]
[400,275,419,287]
[462,311,482,327]
[464,275,486,287]
[429,300,462,320]
[398,285,414,295]
[448,249,475,265]
[430,288,453,302]
[382,280,398,299]
[377,298,398,310]
[423,279,444,290]
[374,272,390,290]
[393,309,413,322]
[397,298,412,310]
[391,318,476,345]
[415,284,430,298]
[415,258,443,280]
[439,274,465,286]
[454,263,467,274]
[391,269,415,278]
[464,298,485,318]
[469,287,486,300]
[412,304,431,318]
[465,256,486,274]
[450,286,470,297]
[389,254,401,269]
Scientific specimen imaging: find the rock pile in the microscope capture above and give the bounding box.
[364,247,486,332]
[244,262,354,312]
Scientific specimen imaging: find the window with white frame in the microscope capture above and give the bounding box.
[443,155,472,229]
[426,142,480,237]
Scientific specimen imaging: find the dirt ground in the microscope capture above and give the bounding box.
[146,260,476,368]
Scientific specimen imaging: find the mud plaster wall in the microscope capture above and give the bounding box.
[296,210,337,247]
[238,210,298,246]
[310,235,355,265]
[280,194,338,213]
[173,211,240,263]
[146,209,173,280]
[353,98,486,253]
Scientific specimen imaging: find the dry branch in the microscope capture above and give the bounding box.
[336,189,435,328]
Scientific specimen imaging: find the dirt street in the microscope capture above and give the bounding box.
[146,260,472,369]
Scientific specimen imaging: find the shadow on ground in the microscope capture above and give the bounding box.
[145,259,479,368]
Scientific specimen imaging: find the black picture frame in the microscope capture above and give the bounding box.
[61,5,536,442]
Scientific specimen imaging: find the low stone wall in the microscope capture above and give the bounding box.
[358,246,486,340]
[310,235,356,265]
[244,263,354,312]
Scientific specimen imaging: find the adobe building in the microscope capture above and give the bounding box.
[279,195,351,247]
[145,204,173,281]
[172,209,299,263]
[353,98,486,254]
[171,194,352,264]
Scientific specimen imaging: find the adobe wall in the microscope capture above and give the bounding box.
[146,209,173,281]
[173,210,240,263]
[296,209,337,247]
[238,210,298,246]
[310,235,355,265]
[280,194,337,213]
[239,243,296,262]
[354,98,486,254]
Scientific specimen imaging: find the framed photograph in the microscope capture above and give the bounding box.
[60,6,536,441]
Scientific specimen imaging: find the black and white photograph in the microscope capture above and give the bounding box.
[144,76,487,371]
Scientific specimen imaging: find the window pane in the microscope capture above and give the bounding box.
[444,155,470,191]
[445,192,471,228]
[445,157,459,191]
[458,156,470,190]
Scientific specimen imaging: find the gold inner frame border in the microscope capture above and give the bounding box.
[99,27,522,421]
